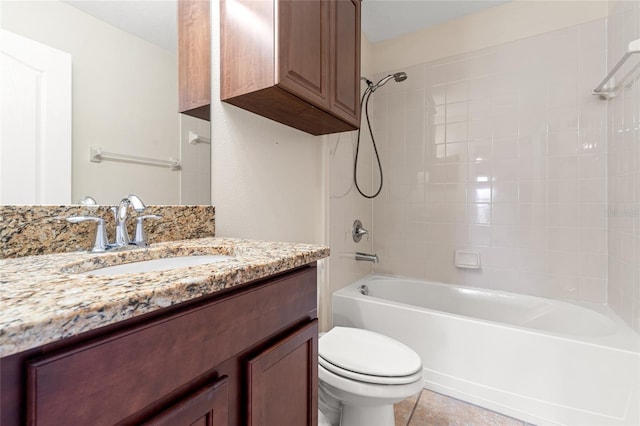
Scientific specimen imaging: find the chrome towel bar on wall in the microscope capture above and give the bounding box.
[593,38,640,99]
[90,146,181,171]
[188,131,211,145]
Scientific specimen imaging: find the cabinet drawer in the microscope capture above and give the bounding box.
[26,267,317,426]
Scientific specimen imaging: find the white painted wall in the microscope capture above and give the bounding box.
[1,0,180,205]
[210,2,324,245]
[373,0,608,74]
[320,35,376,331]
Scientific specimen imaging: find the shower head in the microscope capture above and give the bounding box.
[393,72,407,82]
[363,71,408,93]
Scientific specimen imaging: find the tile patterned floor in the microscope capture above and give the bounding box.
[394,389,533,426]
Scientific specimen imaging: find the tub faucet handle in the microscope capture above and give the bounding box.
[352,219,369,242]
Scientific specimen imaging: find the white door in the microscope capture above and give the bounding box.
[0,29,72,204]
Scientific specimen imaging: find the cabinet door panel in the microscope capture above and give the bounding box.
[142,377,228,426]
[331,0,360,126]
[178,0,211,120]
[277,0,330,109]
[247,320,318,426]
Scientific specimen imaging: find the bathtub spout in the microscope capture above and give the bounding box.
[355,252,379,263]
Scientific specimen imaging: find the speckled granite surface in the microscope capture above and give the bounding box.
[0,237,329,357]
[0,205,215,258]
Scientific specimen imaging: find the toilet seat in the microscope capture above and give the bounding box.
[319,327,422,385]
[319,357,423,385]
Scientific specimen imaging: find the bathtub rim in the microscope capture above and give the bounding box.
[336,274,640,354]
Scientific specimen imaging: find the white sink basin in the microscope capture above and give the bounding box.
[83,255,233,275]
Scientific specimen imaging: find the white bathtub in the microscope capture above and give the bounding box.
[332,275,640,426]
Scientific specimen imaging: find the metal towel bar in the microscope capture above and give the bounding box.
[593,38,640,99]
[90,146,180,171]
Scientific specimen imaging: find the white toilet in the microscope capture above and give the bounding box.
[318,327,423,426]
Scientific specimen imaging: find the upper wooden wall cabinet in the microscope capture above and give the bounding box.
[178,0,211,121]
[220,0,361,136]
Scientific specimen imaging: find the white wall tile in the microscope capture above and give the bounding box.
[548,131,579,157]
[445,142,468,163]
[548,250,578,276]
[493,137,518,159]
[578,277,607,303]
[548,203,579,228]
[492,203,518,225]
[518,181,547,203]
[371,18,613,307]
[491,225,519,248]
[606,0,640,331]
[446,81,468,103]
[468,224,492,246]
[446,122,468,143]
[518,204,547,226]
[469,203,491,224]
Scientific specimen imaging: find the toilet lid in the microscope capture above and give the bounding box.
[319,327,422,379]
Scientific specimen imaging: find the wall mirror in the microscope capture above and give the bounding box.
[0,0,211,206]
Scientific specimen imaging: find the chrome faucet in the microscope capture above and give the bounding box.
[113,194,146,247]
[355,252,379,263]
[67,194,156,252]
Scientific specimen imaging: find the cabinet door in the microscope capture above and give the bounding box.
[330,0,361,126]
[178,0,211,120]
[277,0,331,110]
[247,320,318,426]
[142,377,228,426]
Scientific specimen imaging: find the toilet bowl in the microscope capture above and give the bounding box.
[318,327,423,426]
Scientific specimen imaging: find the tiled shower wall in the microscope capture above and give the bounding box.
[371,19,610,303]
[607,1,640,331]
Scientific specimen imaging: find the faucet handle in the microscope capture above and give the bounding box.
[352,219,369,242]
[78,196,97,205]
[133,214,161,247]
[67,216,109,253]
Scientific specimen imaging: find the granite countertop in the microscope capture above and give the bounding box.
[0,237,330,357]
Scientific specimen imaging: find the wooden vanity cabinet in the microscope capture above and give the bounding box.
[220,0,361,136]
[0,265,318,426]
[178,0,211,121]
